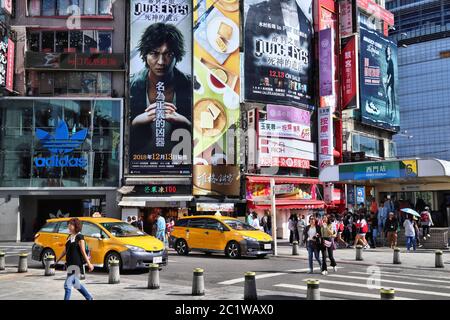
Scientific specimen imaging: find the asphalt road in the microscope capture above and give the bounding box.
[2,243,450,300]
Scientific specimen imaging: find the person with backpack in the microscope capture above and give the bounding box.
[55,218,93,300]
[320,215,337,274]
[303,216,322,274]
[420,206,433,240]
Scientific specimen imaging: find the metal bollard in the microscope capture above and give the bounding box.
[192,268,205,296]
[435,250,444,268]
[44,255,55,276]
[0,252,5,271]
[147,263,160,289]
[355,245,363,261]
[244,272,257,300]
[18,253,28,273]
[108,259,120,284]
[393,248,401,264]
[306,279,320,300]
[380,288,395,300]
[292,241,299,256]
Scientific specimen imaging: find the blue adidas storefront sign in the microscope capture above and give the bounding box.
[34,120,88,168]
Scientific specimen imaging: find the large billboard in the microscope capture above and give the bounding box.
[359,23,399,132]
[243,0,314,107]
[192,0,241,196]
[341,35,359,110]
[128,0,192,175]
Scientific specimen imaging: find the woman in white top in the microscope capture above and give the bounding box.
[251,212,262,231]
[302,216,322,274]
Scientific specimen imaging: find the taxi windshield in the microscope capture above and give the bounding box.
[100,222,145,237]
[223,220,256,231]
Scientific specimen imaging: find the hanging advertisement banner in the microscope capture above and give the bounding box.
[0,37,8,88]
[319,28,333,97]
[128,0,193,175]
[266,104,311,125]
[258,136,315,167]
[193,0,241,196]
[341,35,359,110]
[5,39,14,92]
[318,107,334,171]
[243,0,314,107]
[359,23,399,132]
[339,0,355,39]
[258,120,311,141]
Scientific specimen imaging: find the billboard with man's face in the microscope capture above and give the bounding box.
[243,0,314,108]
[359,23,399,132]
[128,0,193,175]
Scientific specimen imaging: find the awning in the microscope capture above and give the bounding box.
[248,199,325,210]
[246,175,320,185]
[119,196,193,207]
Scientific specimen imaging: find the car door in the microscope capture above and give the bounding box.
[186,218,208,250]
[204,219,228,251]
[80,221,106,266]
[54,221,71,260]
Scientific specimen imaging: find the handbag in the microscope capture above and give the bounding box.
[323,239,332,248]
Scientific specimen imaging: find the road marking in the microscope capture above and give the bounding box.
[350,271,450,285]
[274,284,414,300]
[328,274,450,290]
[315,278,450,298]
[379,270,450,281]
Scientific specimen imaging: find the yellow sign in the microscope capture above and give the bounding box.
[402,160,418,176]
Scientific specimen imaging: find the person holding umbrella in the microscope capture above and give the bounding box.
[403,214,417,251]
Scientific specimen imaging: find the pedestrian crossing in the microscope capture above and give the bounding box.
[218,266,450,300]
[0,245,31,257]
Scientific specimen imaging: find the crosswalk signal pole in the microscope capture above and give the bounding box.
[270,178,277,256]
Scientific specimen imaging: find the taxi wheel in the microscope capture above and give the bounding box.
[225,241,241,259]
[175,239,189,256]
[104,251,122,272]
[41,248,55,268]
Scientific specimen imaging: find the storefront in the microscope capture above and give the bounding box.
[0,97,123,241]
[319,158,450,228]
[246,176,325,239]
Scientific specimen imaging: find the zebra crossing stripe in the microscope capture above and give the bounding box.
[350,271,450,285]
[274,284,414,300]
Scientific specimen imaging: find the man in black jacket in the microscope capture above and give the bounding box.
[384,212,399,248]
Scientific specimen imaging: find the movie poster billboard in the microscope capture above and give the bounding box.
[192,0,241,196]
[128,0,192,175]
[244,0,314,107]
[359,23,399,132]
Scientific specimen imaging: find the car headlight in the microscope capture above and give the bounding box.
[125,245,146,252]
[243,236,258,242]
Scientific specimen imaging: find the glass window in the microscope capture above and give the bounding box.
[55,31,69,53]
[223,219,255,230]
[58,0,70,15]
[83,30,97,53]
[175,219,188,227]
[100,222,145,237]
[69,31,83,52]
[54,73,68,95]
[42,0,56,16]
[98,32,112,53]
[81,72,97,95]
[352,134,381,158]
[29,0,42,16]
[39,73,54,95]
[57,221,70,234]
[97,73,112,95]
[68,72,82,94]
[39,222,58,233]
[204,219,224,230]
[98,0,111,15]
[83,0,96,15]
[187,218,207,229]
[41,31,55,52]
[81,222,102,237]
[29,32,40,52]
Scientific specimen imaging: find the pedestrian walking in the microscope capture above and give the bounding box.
[335,216,348,248]
[55,218,93,300]
[377,202,387,244]
[413,217,423,248]
[404,215,417,251]
[303,216,322,274]
[297,214,307,247]
[352,214,369,249]
[367,213,377,248]
[261,211,272,236]
[320,215,337,275]
[384,212,399,248]
[151,208,167,246]
[420,206,433,240]
[343,213,353,245]
[288,214,300,244]
[251,212,262,230]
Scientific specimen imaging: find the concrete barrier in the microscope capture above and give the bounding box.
[244,272,257,300]
[306,279,320,300]
[393,248,401,264]
[18,253,28,273]
[44,255,55,276]
[435,250,444,268]
[108,259,120,284]
[148,263,160,289]
[192,268,205,296]
[292,241,299,256]
[0,252,5,271]
[356,245,363,261]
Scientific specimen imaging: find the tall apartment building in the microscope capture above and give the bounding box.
[0,0,126,241]
[388,0,450,160]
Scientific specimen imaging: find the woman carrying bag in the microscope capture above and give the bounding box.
[303,216,322,274]
[55,218,94,300]
[320,215,337,275]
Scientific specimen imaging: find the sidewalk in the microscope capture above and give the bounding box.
[275,240,450,271]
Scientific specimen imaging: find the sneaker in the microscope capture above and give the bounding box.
[427,234,431,238]
[321,270,328,276]
[333,266,337,272]
[419,244,423,248]
[308,270,314,274]
[423,237,427,241]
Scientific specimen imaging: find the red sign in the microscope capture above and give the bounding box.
[357,0,394,26]
[259,156,310,169]
[6,39,14,92]
[341,35,359,110]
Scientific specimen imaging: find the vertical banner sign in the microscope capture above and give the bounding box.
[341,35,359,110]
[244,0,314,107]
[318,107,333,171]
[193,0,241,196]
[339,0,354,38]
[319,29,333,97]
[6,39,14,92]
[128,0,193,175]
[0,37,8,88]
[359,23,399,132]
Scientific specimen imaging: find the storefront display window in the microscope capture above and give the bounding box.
[28,0,113,16]
[352,134,382,158]
[0,98,122,188]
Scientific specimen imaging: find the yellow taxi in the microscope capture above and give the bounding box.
[169,215,273,258]
[31,217,167,271]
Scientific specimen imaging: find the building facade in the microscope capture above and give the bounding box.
[0,0,126,241]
